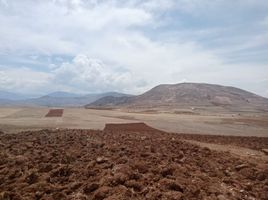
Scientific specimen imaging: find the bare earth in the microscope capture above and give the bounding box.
[0,107,268,199]
[0,107,267,137]
[0,123,267,200]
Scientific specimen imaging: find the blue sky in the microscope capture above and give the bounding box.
[0,0,267,96]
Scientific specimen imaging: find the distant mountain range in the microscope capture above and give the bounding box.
[0,91,36,100]
[87,83,268,111]
[1,83,268,110]
[45,91,82,98]
[0,91,131,107]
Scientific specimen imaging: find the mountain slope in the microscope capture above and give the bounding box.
[19,92,131,107]
[87,83,268,110]
[0,91,30,101]
[45,91,82,98]
[0,91,131,107]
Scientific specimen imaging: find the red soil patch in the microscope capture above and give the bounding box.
[104,122,162,132]
[45,109,64,117]
[177,133,268,151]
[221,118,268,127]
[0,126,267,199]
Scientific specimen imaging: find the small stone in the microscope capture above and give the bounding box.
[217,194,228,200]
[93,186,111,200]
[35,191,43,199]
[96,157,108,164]
[83,183,99,194]
[141,136,147,140]
[261,149,268,155]
[178,157,186,163]
[235,164,249,171]
[0,192,11,200]
[25,172,38,184]
[70,192,87,200]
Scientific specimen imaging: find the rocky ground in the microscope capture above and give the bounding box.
[176,133,268,151]
[0,123,267,200]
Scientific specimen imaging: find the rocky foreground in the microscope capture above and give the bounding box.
[0,123,267,200]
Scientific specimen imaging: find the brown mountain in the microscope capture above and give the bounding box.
[86,83,268,111]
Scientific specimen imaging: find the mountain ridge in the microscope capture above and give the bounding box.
[0,91,131,107]
[87,83,268,111]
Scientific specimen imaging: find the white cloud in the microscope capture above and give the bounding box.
[0,0,152,55]
[0,0,7,7]
[0,0,267,97]
[0,71,12,87]
[0,54,146,94]
[0,67,52,94]
[52,54,145,93]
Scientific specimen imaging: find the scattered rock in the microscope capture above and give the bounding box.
[261,149,268,155]
[96,157,108,164]
[164,191,183,200]
[125,180,143,192]
[25,172,39,184]
[83,183,99,194]
[235,164,249,171]
[52,192,66,199]
[0,192,10,200]
[15,155,28,165]
[112,173,128,185]
[93,186,111,200]
[161,167,174,177]
[69,192,88,200]
[140,136,147,141]
[0,126,267,200]
[160,179,184,192]
[217,194,228,200]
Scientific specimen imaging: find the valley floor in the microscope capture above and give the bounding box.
[0,108,267,199]
[0,107,267,137]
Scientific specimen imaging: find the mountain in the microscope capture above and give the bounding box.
[45,91,82,98]
[0,91,131,107]
[87,83,268,111]
[0,91,30,101]
[23,92,131,107]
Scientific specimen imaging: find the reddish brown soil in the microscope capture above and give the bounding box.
[177,133,268,151]
[104,123,163,132]
[220,118,268,127]
[45,109,64,117]
[0,124,267,199]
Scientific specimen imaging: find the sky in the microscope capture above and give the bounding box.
[0,0,268,97]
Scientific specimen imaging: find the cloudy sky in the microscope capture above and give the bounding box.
[0,0,268,96]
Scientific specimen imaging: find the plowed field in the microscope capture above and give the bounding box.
[45,109,64,117]
[0,123,267,200]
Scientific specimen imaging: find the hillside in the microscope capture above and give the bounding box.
[45,91,81,98]
[0,91,130,107]
[0,91,32,101]
[87,83,268,111]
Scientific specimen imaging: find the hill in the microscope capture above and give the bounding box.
[45,91,82,98]
[0,91,32,101]
[0,91,130,107]
[87,83,268,111]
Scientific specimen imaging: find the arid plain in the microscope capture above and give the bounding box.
[1,106,268,199]
[0,106,267,137]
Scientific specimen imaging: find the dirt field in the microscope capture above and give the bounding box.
[46,109,64,117]
[0,123,267,200]
[177,134,268,151]
[0,107,267,137]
